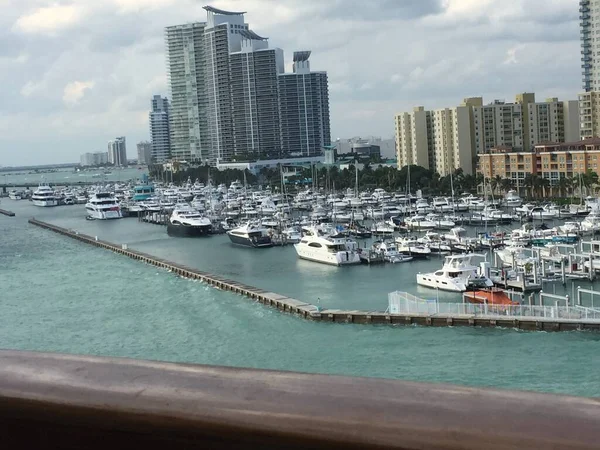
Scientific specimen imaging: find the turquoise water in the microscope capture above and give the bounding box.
[0,167,147,185]
[2,199,600,397]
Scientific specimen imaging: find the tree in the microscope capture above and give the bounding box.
[499,178,514,194]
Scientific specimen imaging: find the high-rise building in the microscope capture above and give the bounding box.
[394,107,432,169]
[149,95,170,162]
[394,106,472,176]
[581,0,593,92]
[108,137,127,167]
[165,6,331,163]
[80,152,108,167]
[165,22,208,161]
[137,141,152,165]
[204,6,247,163]
[395,93,579,175]
[230,32,284,159]
[278,51,331,157]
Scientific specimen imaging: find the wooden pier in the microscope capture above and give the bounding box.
[0,208,15,217]
[27,218,600,332]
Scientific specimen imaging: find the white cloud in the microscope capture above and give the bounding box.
[390,74,404,84]
[13,4,86,35]
[112,0,176,14]
[62,81,95,106]
[20,80,44,98]
[503,45,523,65]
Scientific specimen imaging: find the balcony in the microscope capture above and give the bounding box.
[0,350,598,450]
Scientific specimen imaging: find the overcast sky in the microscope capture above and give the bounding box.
[0,0,580,165]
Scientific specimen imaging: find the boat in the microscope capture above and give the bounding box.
[504,190,522,208]
[227,223,273,248]
[85,192,123,219]
[31,184,58,207]
[404,215,436,230]
[416,254,494,292]
[132,184,155,202]
[372,241,413,264]
[294,228,360,266]
[464,288,519,306]
[395,236,432,259]
[167,206,212,237]
[8,190,24,200]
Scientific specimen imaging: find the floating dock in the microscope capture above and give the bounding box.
[28,218,600,332]
[0,208,15,217]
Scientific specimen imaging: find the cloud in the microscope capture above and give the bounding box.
[63,81,95,106]
[13,4,86,35]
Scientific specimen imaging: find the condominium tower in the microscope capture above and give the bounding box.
[579,1,600,138]
[230,32,284,158]
[278,51,331,157]
[149,95,171,163]
[136,141,152,165]
[165,22,208,161]
[165,6,331,163]
[108,137,127,167]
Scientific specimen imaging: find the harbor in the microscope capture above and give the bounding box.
[3,182,600,398]
[27,218,600,331]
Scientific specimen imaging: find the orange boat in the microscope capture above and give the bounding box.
[464,288,519,306]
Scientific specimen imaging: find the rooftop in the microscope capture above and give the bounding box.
[239,29,268,40]
[293,51,312,62]
[203,5,246,15]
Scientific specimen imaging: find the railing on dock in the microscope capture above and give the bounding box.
[388,291,600,322]
[0,350,598,449]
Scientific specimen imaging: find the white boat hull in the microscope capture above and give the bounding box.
[32,199,58,207]
[294,246,360,266]
[416,274,466,292]
[86,208,123,219]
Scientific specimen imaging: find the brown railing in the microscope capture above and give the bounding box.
[0,350,598,449]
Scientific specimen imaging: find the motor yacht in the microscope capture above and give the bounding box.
[372,241,413,264]
[395,236,432,259]
[167,206,212,236]
[294,228,360,266]
[404,215,436,230]
[416,254,494,292]
[227,223,273,248]
[504,190,522,208]
[85,192,123,219]
[32,184,58,207]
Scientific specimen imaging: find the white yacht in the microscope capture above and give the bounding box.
[167,206,212,236]
[404,215,436,230]
[395,236,432,259]
[85,192,123,219]
[32,184,58,207]
[8,190,24,200]
[504,190,522,208]
[372,241,413,264]
[416,254,494,292]
[294,228,360,266]
[227,223,273,248]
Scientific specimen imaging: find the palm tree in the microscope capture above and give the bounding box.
[557,176,572,198]
[499,178,514,194]
[523,174,535,199]
[582,170,599,196]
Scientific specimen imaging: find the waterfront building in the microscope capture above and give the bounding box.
[396,93,579,175]
[80,152,108,167]
[278,51,331,157]
[394,106,472,176]
[229,31,284,159]
[579,1,600,138]
[217,155,324,175]
[149,95,171,163]
[477,137,600,188]
[136,141,152,165]
[108,137,127,167]
[165,22,208,162]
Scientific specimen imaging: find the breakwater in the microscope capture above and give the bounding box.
[28,218,600,331]
[0,208,15,217]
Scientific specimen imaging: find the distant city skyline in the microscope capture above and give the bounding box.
[0,1,579,165]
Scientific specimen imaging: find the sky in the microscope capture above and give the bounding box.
[0,0,581,165]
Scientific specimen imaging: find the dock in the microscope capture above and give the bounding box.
[28,218,600,332]
[0,208,15,217]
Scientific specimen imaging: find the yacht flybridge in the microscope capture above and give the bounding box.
[416,254,493,292]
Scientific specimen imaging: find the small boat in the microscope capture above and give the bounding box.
[416,254,493,292]
[464,288,519,306]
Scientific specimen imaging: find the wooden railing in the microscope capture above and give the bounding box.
[0,350,598,449]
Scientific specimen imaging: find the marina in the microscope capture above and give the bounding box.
[27,218,600,331]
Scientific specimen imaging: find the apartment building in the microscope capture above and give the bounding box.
[478,137,600,187]
[149,95,170,163]
[108,137,127,167]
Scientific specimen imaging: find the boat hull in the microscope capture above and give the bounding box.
[227,232,273,248]
[32,199,58,207]
[295,247,360,266]
[167,223,212,237]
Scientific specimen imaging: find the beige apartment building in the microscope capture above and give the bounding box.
[395,93,580,176]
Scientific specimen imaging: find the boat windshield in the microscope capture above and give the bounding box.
[327,244,346,252]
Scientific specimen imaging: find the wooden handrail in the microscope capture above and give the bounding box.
[0,350,598,449]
